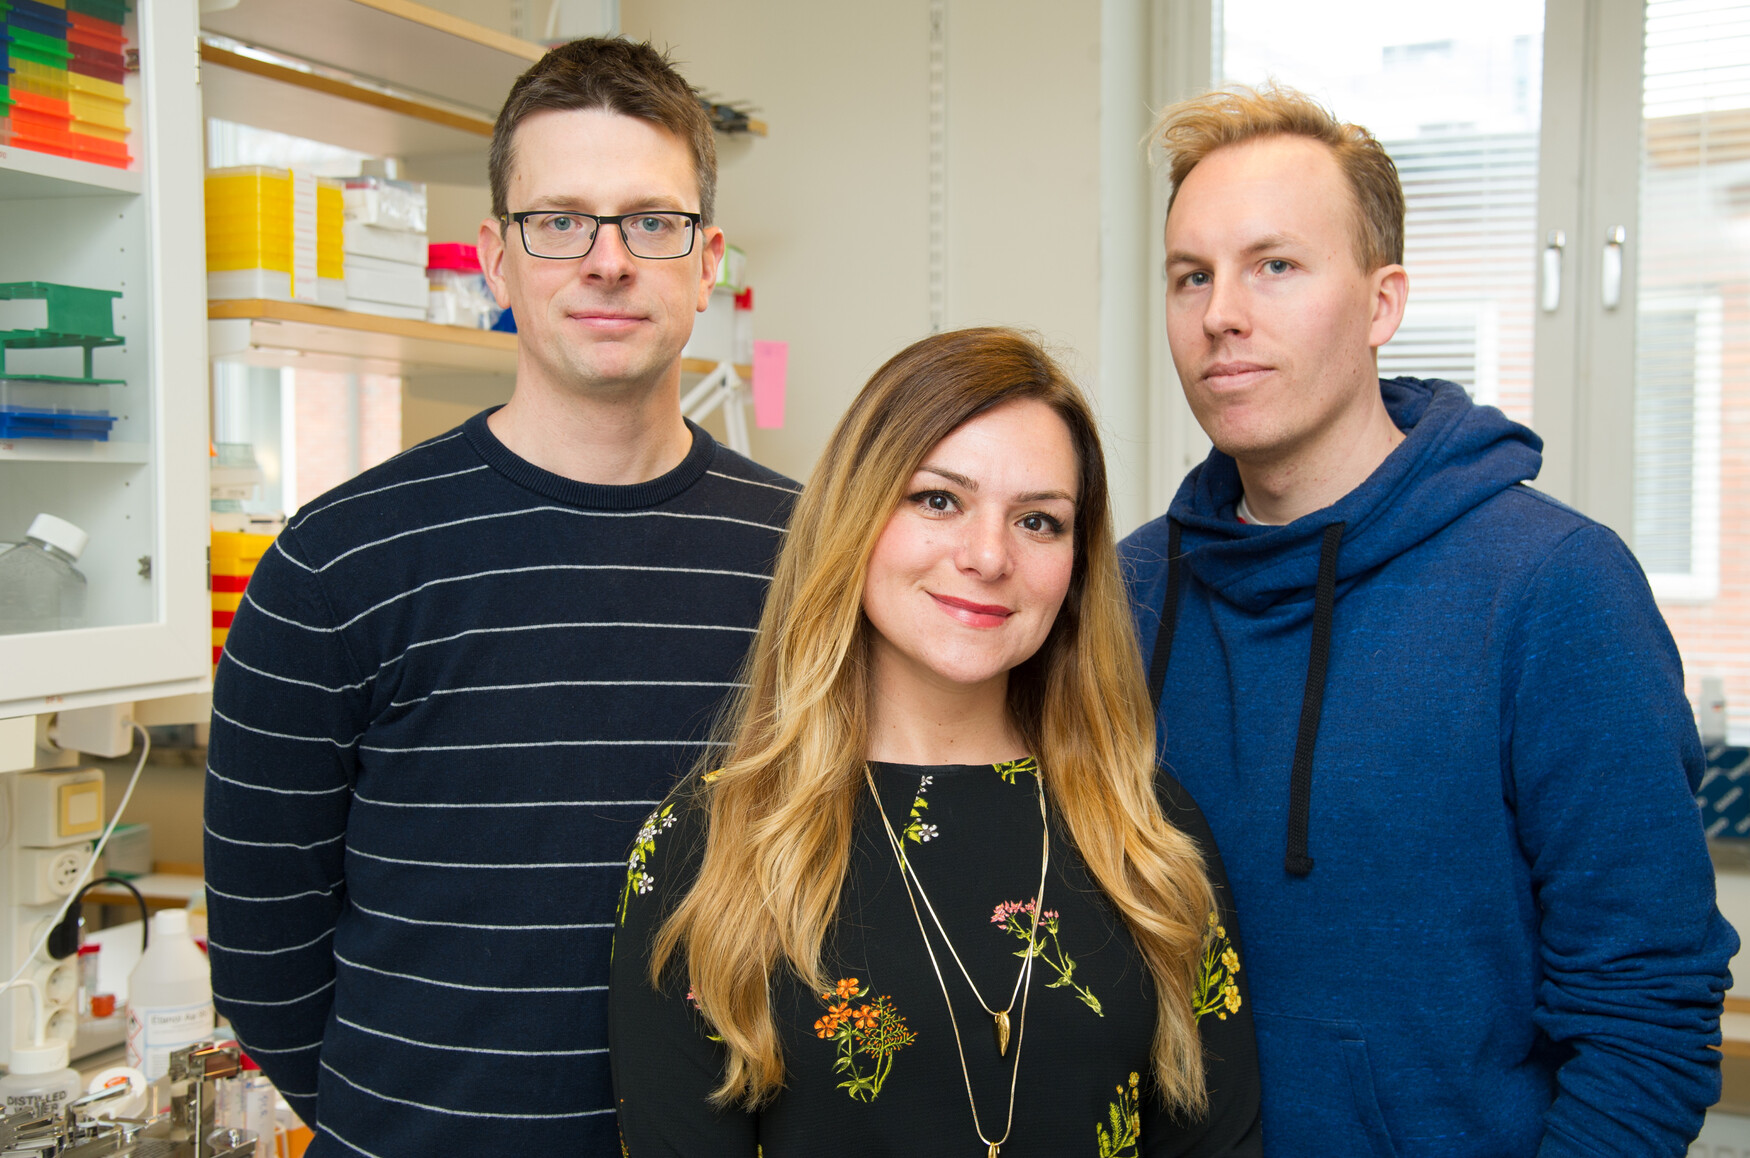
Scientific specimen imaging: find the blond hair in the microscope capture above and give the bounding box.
[652,327,1217,1115]
[1151,84,1405,271]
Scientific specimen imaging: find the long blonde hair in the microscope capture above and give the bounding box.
[653,328,1215,1113]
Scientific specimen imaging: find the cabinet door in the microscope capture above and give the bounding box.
[0,0,210,715]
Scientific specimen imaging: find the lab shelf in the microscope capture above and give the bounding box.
[209,298,751,380]
[0,439,148,464]
[200,0,543,116]
[209,298,518,377]
[0,145,142,199]
[198,40,496,169]
[197,0,766,171]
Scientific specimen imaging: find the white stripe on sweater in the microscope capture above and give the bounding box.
[357,738,721,754]
[205,879,344,904]
[390,677,744,706]
[334,950,606,994]
[212,704,363,748]
[206,823,345,852]
[348,846,625,870]
[221,649,375,693]
[206,928,335,956]
[290,464,491,529]
[350,899,612,932]
[321,1061,613,1119]
[336,1014,607,1057]
[376,620,754,670]
[352,792,657,810]
[311,506,784,573]
[318,1124,389,1158]
[213,977,336,1007]
[707,469,801,494]
[207,765,349,797]
[294,562,773,634]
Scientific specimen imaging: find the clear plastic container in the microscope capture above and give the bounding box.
[0,513,89,635]
[125,909,214,1081]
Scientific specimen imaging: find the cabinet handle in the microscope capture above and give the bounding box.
[1541,229,1566,313]
[1601,226,1626,311]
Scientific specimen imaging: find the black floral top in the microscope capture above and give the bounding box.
[610,759,1261,1157]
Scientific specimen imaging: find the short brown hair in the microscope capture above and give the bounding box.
[1151,84,1404,270]
[488,38,717,226]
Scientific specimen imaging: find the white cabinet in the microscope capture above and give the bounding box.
[0,0,211,716]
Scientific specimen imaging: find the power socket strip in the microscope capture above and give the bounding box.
[17,845,89,906]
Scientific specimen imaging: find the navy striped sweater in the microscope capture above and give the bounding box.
[204,412,795,1156]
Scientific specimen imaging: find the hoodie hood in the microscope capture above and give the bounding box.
[1167,378,1543,614]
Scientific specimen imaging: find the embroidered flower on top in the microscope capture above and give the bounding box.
[1193,910,1243,1022]
[814,978,916,1101]
[993,898,1102,1016]
[618,802,675,922]
[1096,1071,1142,1157]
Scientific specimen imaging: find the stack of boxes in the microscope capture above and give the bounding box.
[3,0,133,168]
[343,176,430,320]
[210,529,274,672]
[205,166,345,307]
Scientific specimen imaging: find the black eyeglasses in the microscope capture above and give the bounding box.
[504,210,702,260]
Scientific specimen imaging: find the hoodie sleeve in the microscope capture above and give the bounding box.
[1504,523,1736,1157]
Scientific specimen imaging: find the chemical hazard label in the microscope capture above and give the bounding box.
[127,1000,215,1081]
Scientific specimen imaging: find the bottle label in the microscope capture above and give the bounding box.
[127,999,216,1081]
[3,1087,71,1117]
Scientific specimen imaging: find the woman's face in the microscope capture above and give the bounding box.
[861,398,1080,700]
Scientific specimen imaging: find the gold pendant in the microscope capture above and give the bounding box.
[988,1147,999,1158]
[994,1010,1010,1056]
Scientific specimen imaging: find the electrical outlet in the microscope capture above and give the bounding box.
[17,845,89,905]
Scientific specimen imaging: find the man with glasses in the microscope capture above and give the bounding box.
[204,39,795,1157]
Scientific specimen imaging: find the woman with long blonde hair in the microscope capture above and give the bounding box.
[610,328,1259,1156]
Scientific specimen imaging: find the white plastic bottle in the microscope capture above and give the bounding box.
[0,513,89,635]
[126,909,215,1081]
[0,1039,82,1119]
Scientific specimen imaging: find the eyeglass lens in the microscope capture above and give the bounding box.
[521,212,696,259]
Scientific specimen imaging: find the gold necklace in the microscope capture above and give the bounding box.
[865,763,1050,1157]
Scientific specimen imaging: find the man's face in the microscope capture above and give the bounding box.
[480,108,723,399]
[1163,135,1403,466]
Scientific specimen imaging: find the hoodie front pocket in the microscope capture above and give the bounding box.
[1254,1010,1399,1158]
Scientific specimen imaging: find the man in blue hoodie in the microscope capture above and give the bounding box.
[1121,85,1736,1157]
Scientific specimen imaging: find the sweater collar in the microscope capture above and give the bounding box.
[464,407,716,510]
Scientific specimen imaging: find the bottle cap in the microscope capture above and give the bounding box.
[154,908,189,937]
[10,1038,70,1074]
[90,993,116,1017]
[25,514,89,561]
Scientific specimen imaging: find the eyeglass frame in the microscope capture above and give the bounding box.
[501,209,705,261]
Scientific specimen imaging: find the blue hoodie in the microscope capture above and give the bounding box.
[1119,378,1735,1158]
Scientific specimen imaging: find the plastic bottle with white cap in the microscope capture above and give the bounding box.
[126,909,214,1081]
[0,512,89,634]
[0,979,82,1119]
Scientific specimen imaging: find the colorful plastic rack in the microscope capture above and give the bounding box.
[0,280,124,383]
[2,0,133,167]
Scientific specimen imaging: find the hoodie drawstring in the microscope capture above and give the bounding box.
[1148,519,1346,878]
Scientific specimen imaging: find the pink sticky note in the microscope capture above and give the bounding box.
[752,340,788,429]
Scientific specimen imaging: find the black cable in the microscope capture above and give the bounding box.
[47,875,149,960]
